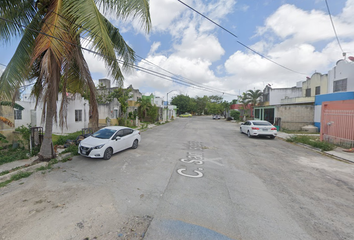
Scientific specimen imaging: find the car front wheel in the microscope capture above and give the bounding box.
[131,139,139,149]
[103,147,113,160]
[270,136,275,139]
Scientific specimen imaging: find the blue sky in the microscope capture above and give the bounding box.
[0,0,352,101]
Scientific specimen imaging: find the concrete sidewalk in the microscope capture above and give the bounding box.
[276,132,354,164]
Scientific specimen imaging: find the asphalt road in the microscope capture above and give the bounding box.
[1,116,353,240]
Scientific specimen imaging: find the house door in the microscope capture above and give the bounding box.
[264,108,274,123]
[30,110,37,127]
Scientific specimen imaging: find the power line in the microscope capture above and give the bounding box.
[0,16,238,97]
[324,0,344,54]
[177,0,307,75]
[49,10,234,94]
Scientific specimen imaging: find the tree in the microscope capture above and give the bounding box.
[0,0,151,160]
[171,95,192,114]
[107,88,132,118]
[238,93,251,120]
[245,89,262,108]
[209,95,223,104]
[194,96,209,115]
[137,97,151,120]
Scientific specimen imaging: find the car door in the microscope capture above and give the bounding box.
[122,129,134,150]
[243,121,251,133]
[111,130,125,153]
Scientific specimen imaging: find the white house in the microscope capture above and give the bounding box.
[328,59,354,93]
[15,93,90,134]
[314,58,354,128]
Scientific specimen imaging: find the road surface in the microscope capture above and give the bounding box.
[0,116,353,240]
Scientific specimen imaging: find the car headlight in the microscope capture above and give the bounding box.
[93,144,105,149]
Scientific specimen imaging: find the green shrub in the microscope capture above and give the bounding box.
[53,131,82,145]
[62,144,79,156]
[230,110,240,120]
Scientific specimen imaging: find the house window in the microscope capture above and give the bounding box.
[113,109,118,118]
[333,79,347,92]
[305,88,311,97]
[14,109,22,120]
[315,86,320,95]
[75,110,82,122]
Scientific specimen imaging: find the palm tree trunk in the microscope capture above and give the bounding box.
[38,51,60,161]
[38,103,55,161]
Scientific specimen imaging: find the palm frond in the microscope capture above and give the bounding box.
[0,0,37,42]
[102,15,135,72]
[32,0,69,65]
[64,0,125,83]
[0,13,41,99]
[0,116,14,127]
[98,0,151,33]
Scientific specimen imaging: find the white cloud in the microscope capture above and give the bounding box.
[173,26,225,61]
[258,4,353,43]
[150,0,188,32]
[148,42,161,55]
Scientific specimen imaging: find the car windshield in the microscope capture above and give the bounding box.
[92,128,117,139]
[253,122,272,126]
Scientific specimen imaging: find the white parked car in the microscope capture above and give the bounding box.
[78,126,141,160]
[240,120,277,139]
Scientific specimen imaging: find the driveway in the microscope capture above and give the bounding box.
[0,116,353,240]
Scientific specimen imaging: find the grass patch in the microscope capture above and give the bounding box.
[52,131,83,145]
[62,144,79,156]
[0,147,30,166]
[286,135,335,151]
[0,171,33,188]
[281,129,318,134]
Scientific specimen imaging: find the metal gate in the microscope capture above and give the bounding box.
[321,102,354,148]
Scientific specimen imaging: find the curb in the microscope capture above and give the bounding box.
[0,152,73,183]
[0,162,48,182]
[277,136,354,164]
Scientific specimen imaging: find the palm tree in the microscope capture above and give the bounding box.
[245,89,262,117]
[0,0,151,160]
[137,97,151,120]
[245,89,263,107]
[238,93,250,120]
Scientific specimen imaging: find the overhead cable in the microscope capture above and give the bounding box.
[324,0,344,54]
[0,16,238,96]
[177,0,307,75]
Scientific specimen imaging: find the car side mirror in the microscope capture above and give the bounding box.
[115,136,121,141]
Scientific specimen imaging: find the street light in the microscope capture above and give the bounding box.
[166,90,177,121]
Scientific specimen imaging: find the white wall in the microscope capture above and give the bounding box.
[328,59,354,93]
[269,87,302,105]
[16,94,90,134]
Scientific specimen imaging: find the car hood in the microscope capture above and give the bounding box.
[80,136,110,147]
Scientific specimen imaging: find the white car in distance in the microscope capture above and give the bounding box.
[240,120,277,139]
[78,126,141,160]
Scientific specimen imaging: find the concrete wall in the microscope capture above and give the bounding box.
[277,104,315,131]
[98,99,120,127]
[265,87,302,105]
